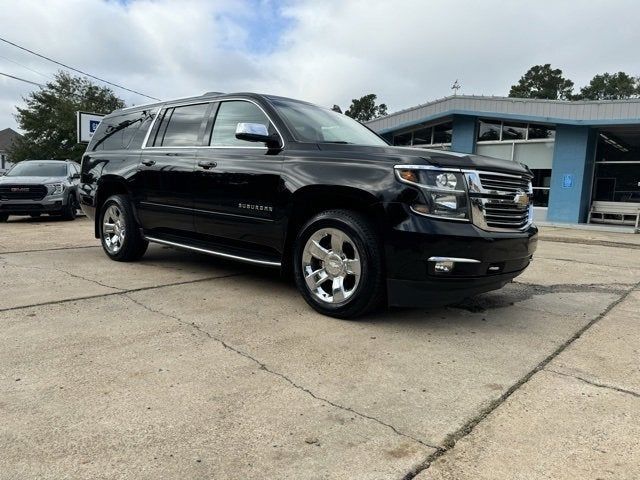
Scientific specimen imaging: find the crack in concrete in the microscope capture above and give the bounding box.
[122,293,439,451]
[536,255,640,269]
[514,281,631,294]
[0,273,243,313]
[401,280,640,480]
[541,237,640,250]
[0,245,99,255]
[0,257,125,291]
[546,368,640,399]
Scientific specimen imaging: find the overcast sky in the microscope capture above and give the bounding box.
[1,0,639,132]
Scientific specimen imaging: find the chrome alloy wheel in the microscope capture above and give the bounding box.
[102,204,126,254]
[301,227,362,304]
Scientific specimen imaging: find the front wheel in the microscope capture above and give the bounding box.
[293,209,385,319]
[100,194,148,262]
[61,193,78,220]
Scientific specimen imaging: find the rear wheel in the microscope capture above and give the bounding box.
[293,209,385,319]
[100,194,148,262]
[0,213,8,222]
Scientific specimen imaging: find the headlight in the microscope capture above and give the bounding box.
[395,166,469,220]
[46,183,65,195]
[435,172,458,189]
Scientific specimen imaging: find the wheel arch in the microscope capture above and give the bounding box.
[94,176,132,238]
[281,185,385,275]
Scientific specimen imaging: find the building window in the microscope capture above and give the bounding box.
[393,132,412,146]
[392,121,452,147]
[502,122,527,141]
[531,169,551,207]
[433,122,453,144]
[528,125,555,140]
[478,120,501,141]
[412,127,432,145]
[477,120,555,143]
[476,143,512,160]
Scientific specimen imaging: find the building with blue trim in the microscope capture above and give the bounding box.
[366,96,640,225]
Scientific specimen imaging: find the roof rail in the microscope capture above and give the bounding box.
[203,91,225,96]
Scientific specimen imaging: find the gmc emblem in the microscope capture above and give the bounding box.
[11,187,29,192]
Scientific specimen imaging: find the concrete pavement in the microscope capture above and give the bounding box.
[1,217,638,479]
[417,292,640,480]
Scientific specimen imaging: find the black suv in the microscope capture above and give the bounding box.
[80,92,537,318]
[0,159,80,221]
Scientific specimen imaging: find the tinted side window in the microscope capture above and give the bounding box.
[128,110,157,149]
[211,101,272,147]
[158,103,210,147]
[91,111,148,151]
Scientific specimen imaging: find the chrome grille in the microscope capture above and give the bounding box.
[465,170,533,232]
[478,173,530,193]
[0,184,48,201]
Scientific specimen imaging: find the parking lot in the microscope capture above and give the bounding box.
[1,216,639,479]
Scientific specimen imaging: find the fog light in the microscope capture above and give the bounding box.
[434,261,454,273]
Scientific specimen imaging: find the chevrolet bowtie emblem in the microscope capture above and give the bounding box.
[513,191,530,208]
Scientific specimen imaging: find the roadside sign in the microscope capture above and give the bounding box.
[562,174,574,188]
[77,111,105,144]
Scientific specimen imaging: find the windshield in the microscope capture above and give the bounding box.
[7,162,67,177]
[272,99,388,146]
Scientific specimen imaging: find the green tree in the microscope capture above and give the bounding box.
[509,64,574,100]
[345,94,388,122]
[577,72,639,100]
[10,71,125,162]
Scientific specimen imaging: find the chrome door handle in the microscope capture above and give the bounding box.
[141,159,156,166]
[197,160,217,170]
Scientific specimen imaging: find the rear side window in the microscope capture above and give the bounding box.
[91,110,150,151]
[128,110,158,149]
[152,103,210,147]
[211,101,273,147]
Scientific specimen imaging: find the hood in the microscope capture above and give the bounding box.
[315,144,532,176]
[0,175,64,185]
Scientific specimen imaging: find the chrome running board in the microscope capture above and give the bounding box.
[144,235,281,268]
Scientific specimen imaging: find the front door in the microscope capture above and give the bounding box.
[136,102,213,235]
[193,100,285,255]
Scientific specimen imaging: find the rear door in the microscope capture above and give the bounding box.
[193,99,286,254]
[137,102,214,235]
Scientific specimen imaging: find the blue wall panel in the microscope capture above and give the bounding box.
[547,125,597,223]
[451,115,478,154]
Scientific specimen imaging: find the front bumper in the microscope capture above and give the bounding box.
[0,195,67,215]
[383,207,538,307]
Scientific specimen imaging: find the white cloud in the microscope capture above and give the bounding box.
[1,0,639,132]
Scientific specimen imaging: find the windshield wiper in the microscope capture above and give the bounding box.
[322,141,353,144]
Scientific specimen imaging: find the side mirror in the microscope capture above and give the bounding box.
[71,173,81,180]
[235,123,281,149]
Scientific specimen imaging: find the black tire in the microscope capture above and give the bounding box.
[0,213,8,222]
[30,213,42,218]
[99,194,148,262]
[293,209,385,319]
[61,193,77,221]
